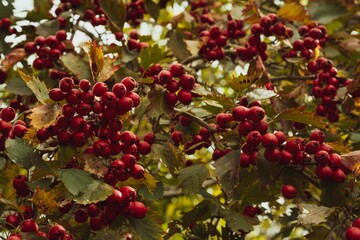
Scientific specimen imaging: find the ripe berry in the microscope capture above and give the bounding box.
[106,189,124,209]
[13,175,27,190]
[49,88,65,101]
[264,148,280,162]
[282,185,296,199]
[13,124,27,138]
[74,209,88,223]
[130,201,148,219]
[33,58,44,70]
[305,140,320,154]
[121,131,136,146]
[332,168,346,183]
[48,224,66,240]
[121,77,137,91]
[171,131,183,143]
[92,82,108,97]
[112,83,127,98]
[316,165,333,180]
[90,217,102,231]
[131,164,145,179]
[24,42,37,54]
[216,113,234,129]
[22,206,34,219]
[143,132,156,144]
[247,106,265,123]
[179,74,195,90]
[177,90,192,105]
[353,218,360,228]
[279,150,292,164]
[246,131,262,146]
[0,107,16,122]
[314,150,330,165]
[238,120,254,136]
[232,106,248,121]
[79,79,92,91]
[261,133,278,149]
[158,70,172,84]
[240,152,252,168]
[138,141,151,155]
[169,63,184,77]
[21,219,39,232]
[5,214,20,229]
[345,227,360,240]
[120,186,137,203]
[275,131,286,145]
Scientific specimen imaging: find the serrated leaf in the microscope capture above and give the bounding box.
[58,169,93,196]
[129,213,163,240]
[140,44,167,70]
[185,40,201,56]
[220,209,253,233]
[246,88,276,102]
[100,0,126,31]
[145,85,171,119]
[152,143,184,175]
[327,141,351,154]
[168,30,191,61]
[181,200,218,227]
[81,154,108,178]
[5,138,37,169]
[177,164,209,194]
[18,70,50,104]
[28,103,61,129]
[192,86,233,109]
[272,107,330,130]
[72,180,113,205]
[226,70,262,92]
[32,187,59,213]
[297,204,334,225]
[0,197,21,212]
[1,48,26,71]
[98,57,121,82]
[57,145,77,165]
[213,150,240,198]
[145,0,159,20]
[5,75,33,96]
[36,19,60,37]
[277,3,310,23]
[119,171,158,195]
[61,53,92,81]
[341,150,360,175]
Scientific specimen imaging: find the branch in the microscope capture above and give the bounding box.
[181,50,237,65]
[174,109,216,134]
[286,165,321,189]
[270,74,316,81]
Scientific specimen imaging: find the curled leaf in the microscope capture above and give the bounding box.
[341,150,360,175]
[28,103,61,129]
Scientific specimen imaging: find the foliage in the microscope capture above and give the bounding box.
[0,0,359,239]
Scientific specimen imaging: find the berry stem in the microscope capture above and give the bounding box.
[286,165,320,189]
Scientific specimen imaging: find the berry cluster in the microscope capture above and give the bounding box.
[144,63,197,106]
[236,13,293,62]
[285,22,328,60]
[171,117,212,155]
[190,0,214,25]
[62,187,147,231]
[346,218,360,240]
[24,30,68,70]
[126,30,149,51]
[308,57,348,122]
[0,107,28,151]
[126,0,146,27]
[41,77,144,159]
[198,26,227,61]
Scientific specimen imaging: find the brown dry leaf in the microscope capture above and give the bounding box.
[1,48,26,71]
[81,154,109,177]
[32,187,59,213]
[28,103,61,129]
[242,0,261,24]
[23,127,40,145]
[185,40,202,56]
[84,41,120,82]
[277,3,311,23]
[341,150,360,175]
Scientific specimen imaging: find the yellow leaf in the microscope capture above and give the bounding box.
[185,40,202,56]
[81,154,109,178]
[97,57,121,82]
[354,97,360,108]
[23,127,40,145]
[226,70,262,92]
[242,0,261,24]
[0,163,26,200]
[18,69,50,104]
[277,3,310,23]
[341,150,360,176]
[32,187,59,213]
[28,103,61,129]
[118,171,157,194]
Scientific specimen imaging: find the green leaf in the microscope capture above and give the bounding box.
[0,1,13,19]
[140,44,167,70]
[57,145,77,165]
[36,19,60,37]
[100,0,126,31]
[61,53,92,81]
[168,30,191,61]
[129,214,163,240]
[308,0,347,24]
[57,169,93,196]
[18,70,50,104]
[72,180,113,205]
[177,164,210,194]
[320,180,346,207]
[220,209,253,233]
[92,227,124,240]
[213,150,240,198]
[27,0,53,21]
[272,107,330,130]
[246,88,276,102]
[152,143,184,175]
[297,204,334,226]
[5,75,33,96]
[5,138,37,169]
[145,0,160,20]
[181,200,218,227]
[145,85,171,119]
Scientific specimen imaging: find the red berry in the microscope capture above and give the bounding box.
[346,227,360,240]
[282,184,296,199]
[120,186,137,203]
[332,168,346,183]
[48,224,66,240]
[49,88,65,101]
[121,131,136,146]
[179,74,195,90]
[21,219,39,232]
[143,132,156,144]
[106,189,124,209]
[232,106,248,121]
[216,113,234,129]
[112,83,127,98]
[275,131,286,145]
[130,201,148,219]
[121,77,137,91]
[79,79,92,91]
[56,30,67,41]
[90,217,102,231]
[131,164,145,179]
[314,150,330,165]
[74,209,88,223]
[261,133,278,149]
[169,63,184,77]
[0,107,16,122]
[353,218,360,228]
[247,106,265,123]
[246,131,262,146]
[92,82,108,97]
[316,165,333,180]
[5,214,20,229]
[177,90,192,105]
